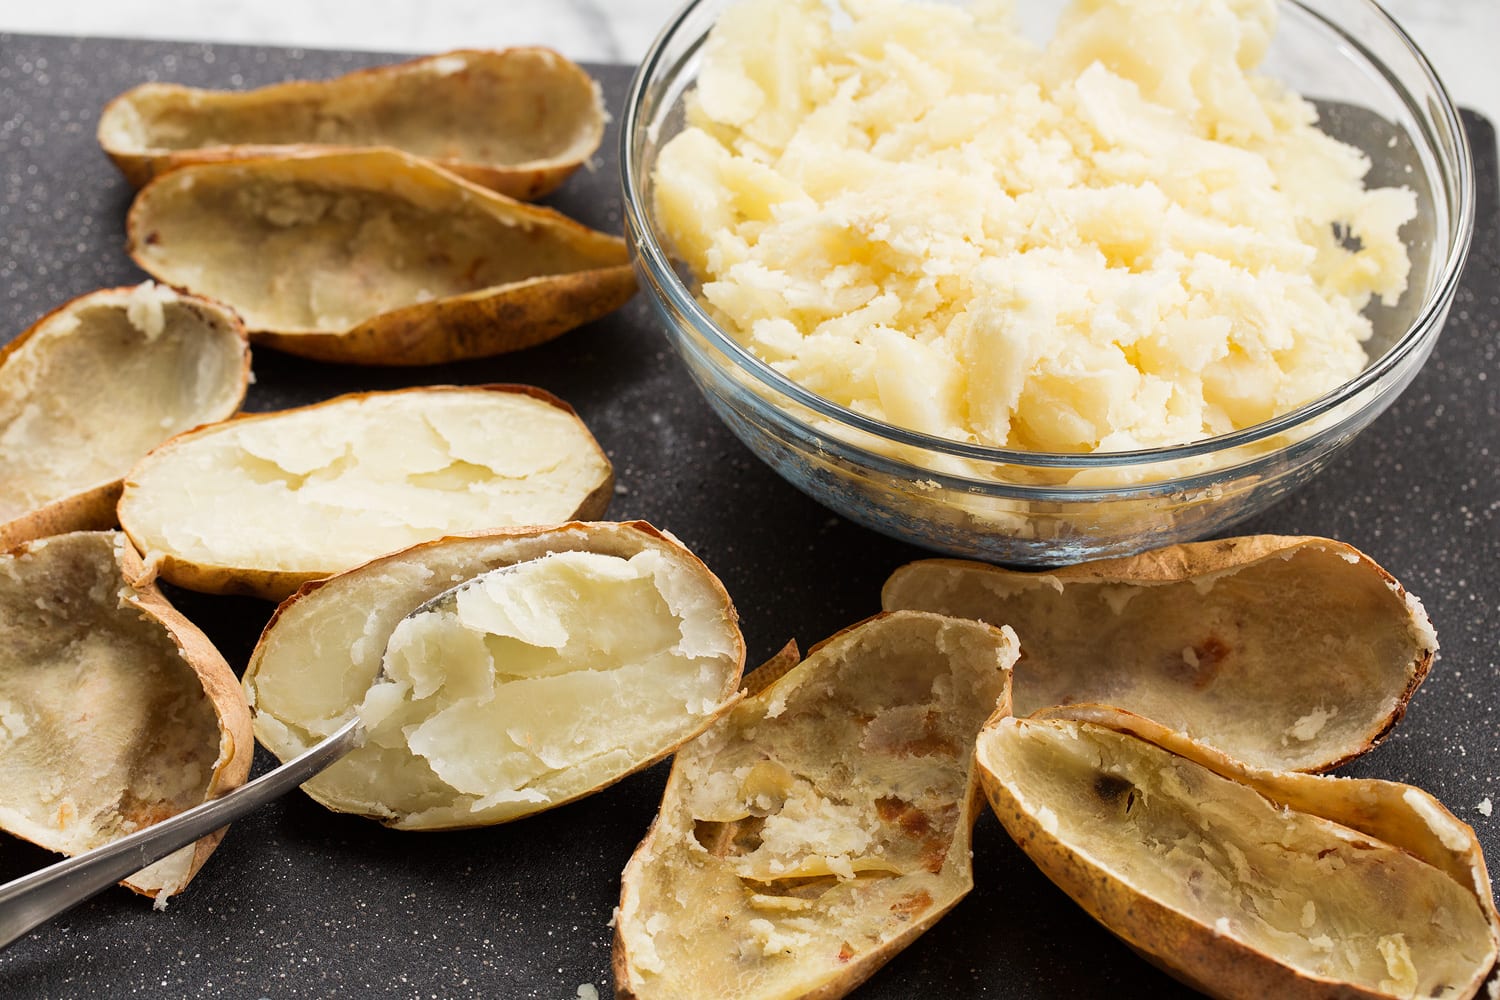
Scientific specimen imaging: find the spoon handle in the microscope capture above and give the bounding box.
[0,716,364,951]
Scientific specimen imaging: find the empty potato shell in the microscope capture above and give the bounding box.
[614,611,1017,1000]
[0,531,253,900]
[977,705,1500,1000]
[126,149,636,365]
[242,521,746,830]
[882,535,1435,772]
[116,384,615,601]
[98,48,605,200]
[0,283,249,549]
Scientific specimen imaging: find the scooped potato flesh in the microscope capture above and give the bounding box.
[119,389,611,576]
[248,534,744,829]
[884,543,1433,771]
[981,718,1495,996]
[616,612,1017,999]
[0,532,225,895]
[0,284,245,519]
[135,176,622,333]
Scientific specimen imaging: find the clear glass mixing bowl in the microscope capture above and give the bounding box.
[621,0,1474,564]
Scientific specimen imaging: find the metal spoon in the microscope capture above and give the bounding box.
[0,571,486,951]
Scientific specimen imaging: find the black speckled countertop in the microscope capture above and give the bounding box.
[1,33,1497,1000]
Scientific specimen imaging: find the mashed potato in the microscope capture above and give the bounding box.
[654,0,1416,455]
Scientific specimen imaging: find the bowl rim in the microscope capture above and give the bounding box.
[620,0,1476,473]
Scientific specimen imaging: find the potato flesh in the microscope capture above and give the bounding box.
[884,545,1432,771]
[984,719,1494,996]
[120,390,611,575]
[361,551,724,812]
[246,530,743,829]
[617,613,1015,999]
[112,50,599,165]
[0,533,223,894]
[0,285,244,519]
[135,175,620,333]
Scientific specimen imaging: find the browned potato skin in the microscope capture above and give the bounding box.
[0,532,254,899]
[99,49,604,200]
[883,534,1434,772]
[117,384,614,602]
[0,287,251,549]
[979,706,1500,1000]
[124,149,637,366]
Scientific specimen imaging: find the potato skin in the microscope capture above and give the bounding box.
[115,537,255,894]
[125,149,636,366]
[883,534,1436,773]
[99,48,605,199]
[0,532,253,899]
[977,708,1500,1000]
[249,261,638,367]
[0,286,250,549]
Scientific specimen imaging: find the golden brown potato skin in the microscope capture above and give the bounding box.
[99,48,606,200]
[125,149,637,366]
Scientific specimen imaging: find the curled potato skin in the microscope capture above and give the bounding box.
[99,48,606,200]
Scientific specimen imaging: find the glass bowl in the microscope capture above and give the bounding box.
[621,0,1474,565]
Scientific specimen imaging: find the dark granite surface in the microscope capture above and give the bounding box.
[0,32,1497,999]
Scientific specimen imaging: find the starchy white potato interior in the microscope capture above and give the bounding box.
[615,612,1016,999]
[0,532,229,897]
[979,717,1496,997]
[102,49,601,168]
[0,284,246,521]
[118,388,612,580]
[243,525,744,829]
[654,0,1415,460]
[884,541,1434,771]
[131,162,627,333]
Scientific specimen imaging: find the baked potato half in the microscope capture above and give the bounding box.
[116,385,614,601]
[0,531,253,901]
[99,48,605,200]
[883,535,1435,772]
[614,611,1017,1000]
[0,284,249,549]
[126,149,635,365]
[243,521,746,830]
[976,705,1500,1000]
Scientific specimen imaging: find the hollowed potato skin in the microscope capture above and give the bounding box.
[99,48,606,200]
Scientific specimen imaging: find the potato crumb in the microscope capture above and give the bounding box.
[574,985,599,1000]
[1479,798,1493,818]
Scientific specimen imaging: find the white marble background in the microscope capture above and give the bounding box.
[0,0,1494,123]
